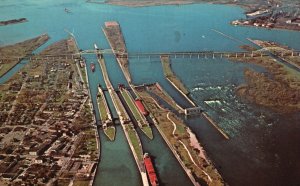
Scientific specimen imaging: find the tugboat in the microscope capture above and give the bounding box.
[144,153,159,186]
[90,62,95,72]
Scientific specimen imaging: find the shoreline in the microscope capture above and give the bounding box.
[0,33,49,78]
[0,57,25,78]
[87,0,248,10]
[77,40,100,186]
[161,56,197,107]
[231,23,300,33]
[153,116,200,186]
[89,0,300,33]
[231,40,300,113]
[166,77,196,106]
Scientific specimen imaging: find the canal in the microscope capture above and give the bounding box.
[1,1,300,185]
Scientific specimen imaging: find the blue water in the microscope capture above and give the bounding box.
[95,127,142,186]
[0,60,28,84]
[1,1,300,185]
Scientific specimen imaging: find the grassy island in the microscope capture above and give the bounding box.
[233,40,300,113]
[104,126,116,141]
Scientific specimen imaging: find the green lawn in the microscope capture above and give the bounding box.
[127,128,143,161]
[113,92,127,118]
[97,95,109,121]
[121,90,144,124]
[141,126,153,139]
[104,126,115,141]
[0,62,19,77]
[121,90,154,139]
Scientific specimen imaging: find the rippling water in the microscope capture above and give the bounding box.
[1,1,300,185]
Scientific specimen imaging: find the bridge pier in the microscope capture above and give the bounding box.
[198,54,199,59]
[190,54,192,59]
[220,53,223,58]
[175,54,177,59]
[235,53,237,58]
[212,53,215,59]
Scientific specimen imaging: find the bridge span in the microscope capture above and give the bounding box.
[1,49,300,61]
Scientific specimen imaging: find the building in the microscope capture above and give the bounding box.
[184,107,203,115]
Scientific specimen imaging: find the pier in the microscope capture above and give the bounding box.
[102,21,131,83]
[97,86,115,141]
[97,54,149,186]
[161,55,196,107]
[119,85,153,139]
[102,21,153,140]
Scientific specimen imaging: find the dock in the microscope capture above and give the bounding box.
[160,55,196,107]
[97,53,149,186]
[97,85,115,141]
[102,21,131,83]
[103,21,153,140]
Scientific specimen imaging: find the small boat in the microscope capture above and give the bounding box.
[94,43,99,50]
[144,153,159,186]
[64,8,71,13]
[90,62,95,72]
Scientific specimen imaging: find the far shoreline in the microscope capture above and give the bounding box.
[86,0,247,9]
[87,0,299,32]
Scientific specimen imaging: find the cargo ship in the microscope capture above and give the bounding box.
[135,98,149,116]
[144,153,159,186]
[90,62,95,72]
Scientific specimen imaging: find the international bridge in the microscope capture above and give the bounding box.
[1,48,300,61]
